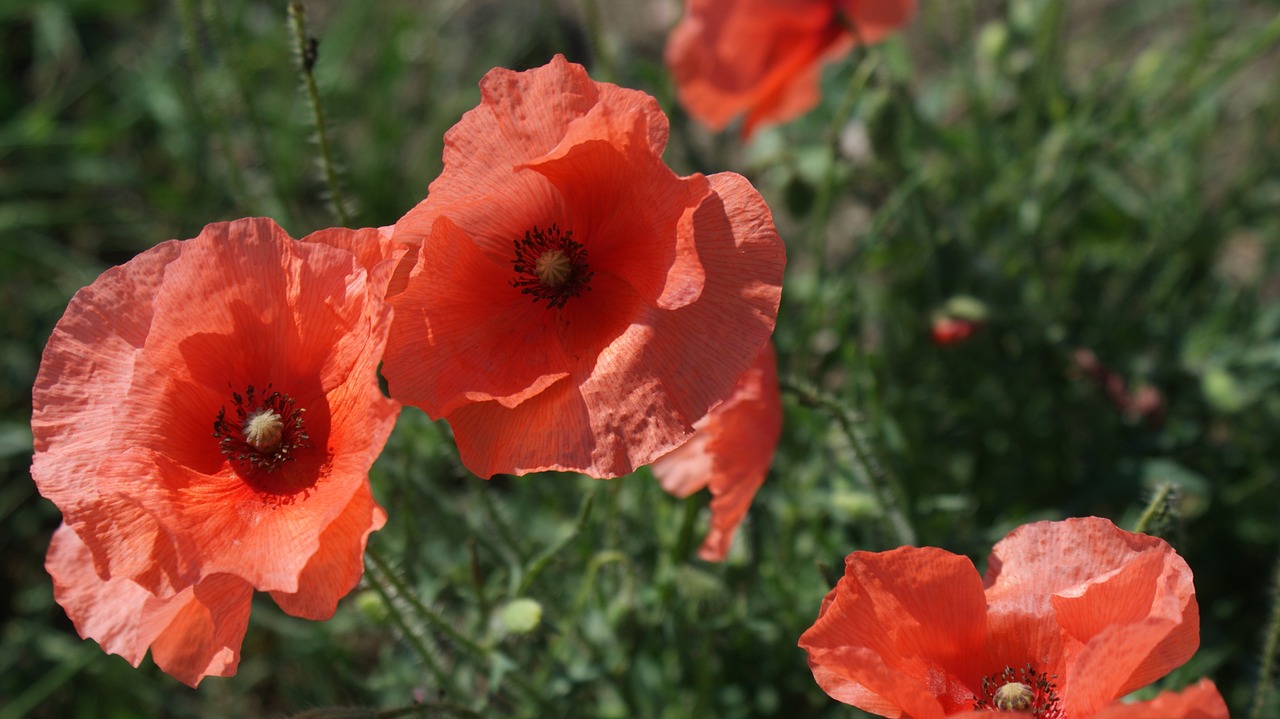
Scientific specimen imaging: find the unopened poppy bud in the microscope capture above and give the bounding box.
[994,681,1035,711]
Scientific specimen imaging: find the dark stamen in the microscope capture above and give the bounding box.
[510,224,594,309]
[212,383,309,475]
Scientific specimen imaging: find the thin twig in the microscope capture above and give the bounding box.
[1250,553,1280,719]
[362,554,458,698]
[517,489,596,595]
[1132,481,1176,536]
[367,545,490,659]
[287,0,351,225]
[780,374,916,546]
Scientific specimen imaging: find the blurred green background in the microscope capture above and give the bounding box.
[2,0,1279,716]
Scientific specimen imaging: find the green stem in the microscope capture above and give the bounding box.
[478,483,528,563]
[367,545,490,659]
[1250,553,1280,719]
[516,488,596,595]
[1132,481,1175,536]
[366,547,545,707]
[287,0,351,225]
[779,375,916,546]
[362,556,458,699]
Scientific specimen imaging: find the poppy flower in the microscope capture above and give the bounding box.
[382,55,785,479]
[930,315,980,345]
[666,0,917,137]
[31,218,399,686]
[798,517,1227,719]
[651,340,781,561]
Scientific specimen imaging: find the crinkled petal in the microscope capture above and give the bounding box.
[386,59,784,479]
[526,133,708,311]
[271,481,386,620]
[47,524,252,688]
[1090,679,1229,719]
[393,55,666,254]
[798,547,988,716]
[984,517,1198,715]
[383,216,572,416]
[39,218,396,596]
[806,645,950,719]
[652,340,781,561]
[304,224,411,298]
[31,240,181,540]
[666,0,915,136]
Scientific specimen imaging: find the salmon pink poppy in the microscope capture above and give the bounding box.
[798,517,1227,719]
[666,0,917,137]
[31,218,399,686]
[651,340,781,561]
[382,55,785,479]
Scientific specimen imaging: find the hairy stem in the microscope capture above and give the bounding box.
[287,1,351,225]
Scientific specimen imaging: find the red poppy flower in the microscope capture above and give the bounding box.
[798,517,1226,719]
[31,218,399,686]
[931,315,980,345]
[651,340,781,561]
[666,0,917,137]
[382,55,785,479]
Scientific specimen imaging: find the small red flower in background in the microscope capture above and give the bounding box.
[666,0,917,137]
[382,55,785,479]
[930,295,987,346]
[652,340,781,561]
[32,219,399,686]
[799,517,1227,719]
[1072,348,1166,427]
[931,315,980,345]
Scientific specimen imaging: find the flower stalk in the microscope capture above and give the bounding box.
[1250,552,1280,719]
[780,374,916,547]
[288,0,351,225]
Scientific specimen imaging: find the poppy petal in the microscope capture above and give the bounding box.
[983,517,1198,715]
[665,0,915,136]
[385,57,784,478]
[799,547,989,715]
[652,340,781,561]
[271,481,387,620]
[1090,679,1229,719]
[383,216,572,417]
[47,524,252,688]
[523,125,709,311]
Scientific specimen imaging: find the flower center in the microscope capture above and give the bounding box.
[511,224,593,309]
[974,665,1063,718]
[993,682,1035,712]
[212,384,309,474]
[243,409,284,451]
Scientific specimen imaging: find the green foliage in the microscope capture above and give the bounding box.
[2,0,1279,716]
